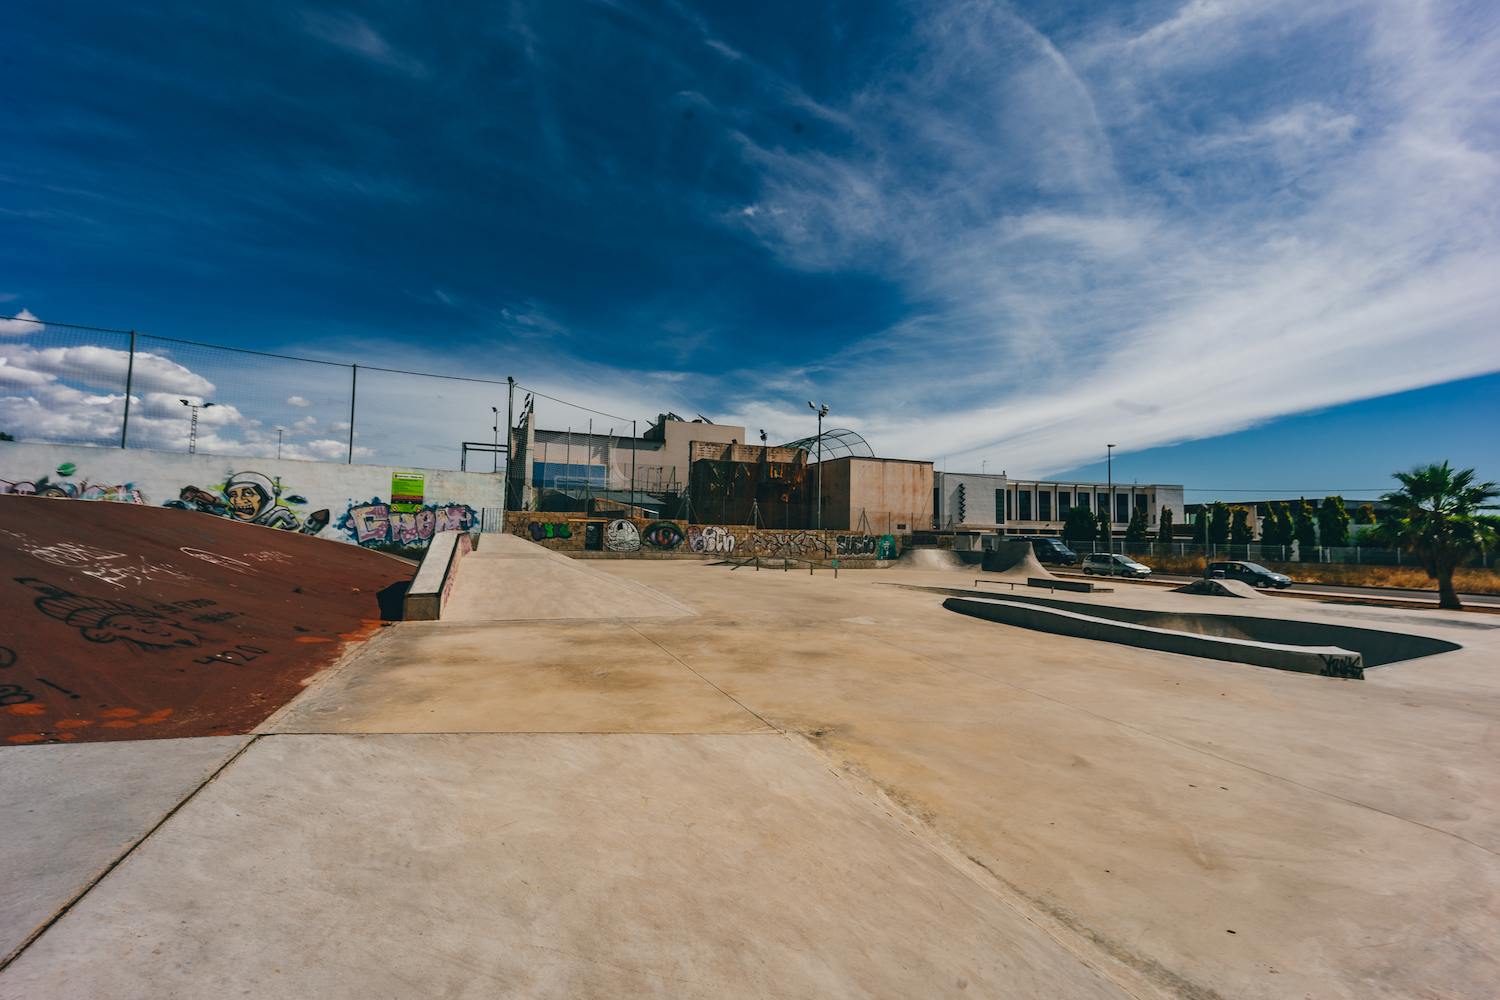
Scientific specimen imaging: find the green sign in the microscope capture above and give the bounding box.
[391,472,425,513]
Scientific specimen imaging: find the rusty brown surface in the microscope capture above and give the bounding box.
[0,495,415,745]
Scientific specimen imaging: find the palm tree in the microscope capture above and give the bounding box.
[1378,462,1498,610]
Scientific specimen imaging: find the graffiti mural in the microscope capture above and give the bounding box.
[527,520,572,541]
[747,530,824,557]
[22,578,202,651]
[2,464,145,504]
[165,471,329,535]
[688,525,736,554]
[342,500,477,547]
[605,519,641,552]
[642,521,685,550]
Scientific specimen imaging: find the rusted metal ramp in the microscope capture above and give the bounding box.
[0,496,414,744]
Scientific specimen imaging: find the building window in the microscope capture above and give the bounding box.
[1058,491,1070,510]
[1019,490,1032,521]
[1038,490,1052,521]
[1078,492,1090,512]
[995,489,1005,523]
[1116,494,1129,523]
[1006,489,1012,521]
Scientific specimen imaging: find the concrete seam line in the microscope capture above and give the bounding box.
[251,627,399,735]
[619,621,782,735]
[805,593,1500,859]
[0,735,264,973]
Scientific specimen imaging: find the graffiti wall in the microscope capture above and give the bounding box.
[503,510,902,560]
[0,442,500,553]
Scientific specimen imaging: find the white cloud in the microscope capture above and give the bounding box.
[300,11,425,76]
[0,309,43,338]
[705,0,1500,474]
[286,395,312,406]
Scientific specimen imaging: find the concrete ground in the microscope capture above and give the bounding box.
[3,543,1497,999]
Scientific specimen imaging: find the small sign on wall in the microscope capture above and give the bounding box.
[391,472,425,512]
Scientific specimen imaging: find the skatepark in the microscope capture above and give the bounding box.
[2,502,1497,999]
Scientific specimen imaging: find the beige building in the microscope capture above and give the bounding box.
[933,471,1184,543]
[816,456,934,534]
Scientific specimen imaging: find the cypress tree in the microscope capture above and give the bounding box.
[1208,502,1231,545]
[1263,502,1293,547]
[1355,503,1376,525]
[1157,507,1175,544]
[1318,495,1351,547]
[1294,498,1318,552]
[1062,505,1095,545]
[1097,510,1113,549]
[1229,506,1253,546]
[1125,504,1149,544]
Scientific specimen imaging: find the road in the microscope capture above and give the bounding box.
[1054,568,1500,608]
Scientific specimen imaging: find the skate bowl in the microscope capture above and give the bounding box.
[939,590,1463,677]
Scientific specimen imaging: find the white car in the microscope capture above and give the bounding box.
[1082,553,1152,578]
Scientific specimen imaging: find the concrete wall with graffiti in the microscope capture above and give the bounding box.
[0,441,500,553]
[501,511,900,560]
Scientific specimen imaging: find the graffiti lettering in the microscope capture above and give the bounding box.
[19,540,198,589]
[836,535,878,557]
[0,684,34,706]
[605,519,641,552]
[688,525,736,554]
[528,521,572,541]
[1,475,145,504]
[341,500,476,548]
[747,531,824,557]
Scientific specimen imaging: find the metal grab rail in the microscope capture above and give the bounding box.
[725,555,826,576]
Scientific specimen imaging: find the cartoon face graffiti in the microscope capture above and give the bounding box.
[605,519,640,552]
[222,472,297,528]
[641,521,684,550]
[24,581,201,650]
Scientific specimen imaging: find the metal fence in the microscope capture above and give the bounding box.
[1059,540,1495,568]
[0,313,607,474]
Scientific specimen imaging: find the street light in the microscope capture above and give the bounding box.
[180,399,214,455]
[808,401,828,530]
[1106,444,1115,556]
[277,428,283,460]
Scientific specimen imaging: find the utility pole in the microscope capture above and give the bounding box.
[277,428,283,460]
[492,407,499,473]
[809,401,828,530]
[180,399,214,455]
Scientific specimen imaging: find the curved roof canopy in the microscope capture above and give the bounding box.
[778,427,875,460]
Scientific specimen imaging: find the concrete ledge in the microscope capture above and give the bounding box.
[945,596,1365,678]
[1028,577,1111,593]
[402,531,474,621]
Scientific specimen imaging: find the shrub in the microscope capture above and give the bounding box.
[1157,507,1174,544]
[1230,506,1254,546]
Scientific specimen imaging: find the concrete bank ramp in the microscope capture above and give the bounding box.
[1173,578,1263,598]
[894,547,967,571]
[981,540,1057,581]
[442,533,696,620]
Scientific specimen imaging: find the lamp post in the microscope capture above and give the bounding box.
[492,407,499,473]
[1106,444,1115,555]
[180,399,214,455]
[277,428,283,460]
[808,401,828,529]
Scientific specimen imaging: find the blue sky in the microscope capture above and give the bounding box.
[3,0,1498,493]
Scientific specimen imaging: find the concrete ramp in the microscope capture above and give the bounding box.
[981,540,1057,580]
[1173,578,1263,598]
[893,547,967,571]
[442,533,696,620]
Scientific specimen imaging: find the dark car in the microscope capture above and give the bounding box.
[1207,561,1292,589]
[1023,537,1079,566]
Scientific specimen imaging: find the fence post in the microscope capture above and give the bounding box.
[119,331,136,449]
[347,364,357,464]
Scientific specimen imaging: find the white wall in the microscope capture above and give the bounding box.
[0,441,503,549]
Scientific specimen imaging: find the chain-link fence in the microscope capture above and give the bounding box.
[0,314,554,472]
[1053,540,1494,568]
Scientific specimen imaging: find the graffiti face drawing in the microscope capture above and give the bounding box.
[605,520,640,552]
[165,472,327,534]
[24,581,202,650]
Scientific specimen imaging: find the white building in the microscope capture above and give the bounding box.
[933,472,1184,545]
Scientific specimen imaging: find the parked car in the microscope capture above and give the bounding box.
[1023,536,1079,566]
[1082,553,1152,578]
[1206,561,1292,589]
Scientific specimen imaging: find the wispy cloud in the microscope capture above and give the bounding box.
[299,10,426,76]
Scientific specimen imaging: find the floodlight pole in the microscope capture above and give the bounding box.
[504,378,515,515]
[492,407,499,473]
[1106,444,1114,555]
[180,399,214,455]
[809,401,828,530]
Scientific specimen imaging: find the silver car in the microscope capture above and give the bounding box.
[1082,553,1152,578]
